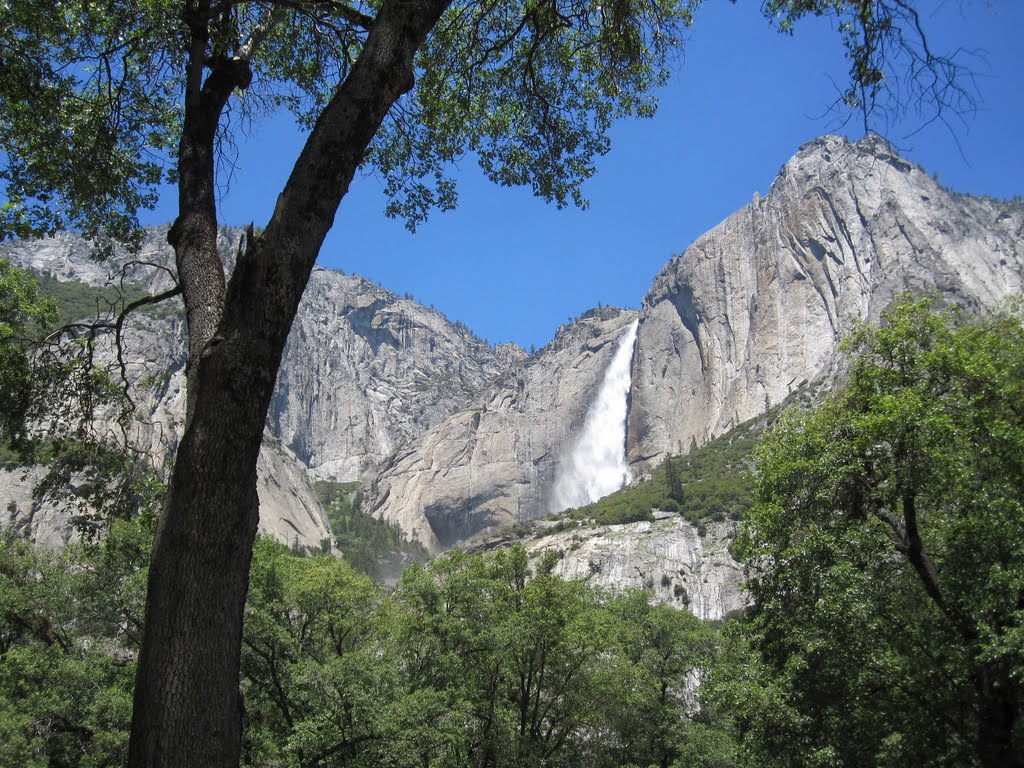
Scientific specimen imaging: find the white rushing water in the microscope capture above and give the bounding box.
[551,319,639,512]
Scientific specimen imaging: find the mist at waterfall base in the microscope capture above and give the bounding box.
[551,320,640,513]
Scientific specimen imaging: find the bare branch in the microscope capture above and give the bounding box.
[112,286,184,408]
[762,0,981,140]
[118,259,179,286]
[42,282,183,414]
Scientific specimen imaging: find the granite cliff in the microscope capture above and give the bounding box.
[270,269,518,482]
[365,308,639,554]
[627,135,1024,469]
[476,513,745,621]
[0,228,517,549]
[362,135,1022,608]
[2,136,1021,590]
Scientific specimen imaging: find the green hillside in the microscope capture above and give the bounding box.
[30,272,151,327]
[563,414,768,531]
[314,480,427,581]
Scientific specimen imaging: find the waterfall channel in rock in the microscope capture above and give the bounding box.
[550,319,639,512]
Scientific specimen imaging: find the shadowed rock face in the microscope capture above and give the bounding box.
[365,308,639,554]
[270,269,518,483]
[628,135,1024,470]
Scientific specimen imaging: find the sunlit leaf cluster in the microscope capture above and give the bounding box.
[0,0,184,245]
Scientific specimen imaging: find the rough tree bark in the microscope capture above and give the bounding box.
[976,663,1021,768]
[127,1,450,765]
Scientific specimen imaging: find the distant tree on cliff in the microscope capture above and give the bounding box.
[0,2,980,765]
[0,260,57,454]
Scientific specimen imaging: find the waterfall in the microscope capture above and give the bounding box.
[551,319,639,512]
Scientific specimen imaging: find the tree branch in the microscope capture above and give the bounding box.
[873,494,978,642]
[42,282,183,415]
[236,6,284,62]
[112,285,184,406]
[898,492,946,609]
[310,733,375,764]
[271,0,376,31]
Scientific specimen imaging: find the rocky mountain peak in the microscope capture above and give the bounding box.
[272,264,511,482]
[628,134,1024,470]
[2,135,1021,577]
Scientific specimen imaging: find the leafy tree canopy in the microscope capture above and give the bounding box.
[0,514,153,768]
[1,0,699,239]
[731,297,1024,767]
[1,0,973,242]
[1,527,743,768]
[0,258,58,453]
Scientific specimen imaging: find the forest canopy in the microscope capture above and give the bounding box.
[0,525,742,768]
[727,297,1024,767]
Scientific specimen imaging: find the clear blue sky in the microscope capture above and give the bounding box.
[143,1,1024,352]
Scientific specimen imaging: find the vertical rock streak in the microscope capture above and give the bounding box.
[551,319,639,511]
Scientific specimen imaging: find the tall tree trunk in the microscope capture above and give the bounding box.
[976,664,1021,768]
[127,1,450,765]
